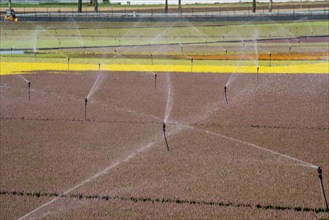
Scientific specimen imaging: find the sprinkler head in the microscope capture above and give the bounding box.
[85,97,88,105]
[318,166,323,179]
[224,85,227,92]
[28,81,31,88]
[318,166,322,175]
[163,122,166,132]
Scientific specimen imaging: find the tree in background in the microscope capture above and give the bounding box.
[78,0,82,12]
[252,0,256,12]
[94,0,98,12]
[165,0,168,13]
[178,0,182,13]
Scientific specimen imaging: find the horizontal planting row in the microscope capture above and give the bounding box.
[1,190,328,213]
[1,116,328,131]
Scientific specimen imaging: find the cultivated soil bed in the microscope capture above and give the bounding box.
[0,71,328,219]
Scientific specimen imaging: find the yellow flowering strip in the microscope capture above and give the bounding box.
[0,61,328,75]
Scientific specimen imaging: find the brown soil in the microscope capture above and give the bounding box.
[0,71,328,219]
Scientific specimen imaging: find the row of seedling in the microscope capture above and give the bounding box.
[1,190,327,213]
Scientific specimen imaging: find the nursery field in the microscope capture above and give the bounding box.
[0,20,329,219]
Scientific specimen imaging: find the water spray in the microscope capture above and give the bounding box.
[163,122,169,151]
[28,81,31,100]
[257,66,259,81]
[154,73,157,90]
[84,97,88,121]
[224,85,228,104]
[317,166,329,210]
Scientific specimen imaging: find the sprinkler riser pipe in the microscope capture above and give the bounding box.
[224,86,228,104]
[162,122,169,151]
[28,82,31,100]
[317,166,329,210]
[84,98,88,121]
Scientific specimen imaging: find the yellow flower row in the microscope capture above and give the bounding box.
[0,61,328,75]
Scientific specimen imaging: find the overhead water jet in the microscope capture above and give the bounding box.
[164,72,173,124]
[163,122,169,151]
[317,166,329,210]
[16,74,30,100]
[84,63,104,120]
[224,85,228,104]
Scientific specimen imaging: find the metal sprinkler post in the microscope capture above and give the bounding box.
[257,66,259,81]
[190,58,193,72]
[163,122,169,151]
[317,167,329,210]
[84,97,88,121]
[224,86,228,104]
[154,74,157,90]
[269,52,272,66]
[28,81,31,100]
[68,57,70,70]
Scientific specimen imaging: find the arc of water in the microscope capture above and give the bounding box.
[17,124,185,220]
[164,72,173,124]
[201,128,318,169]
